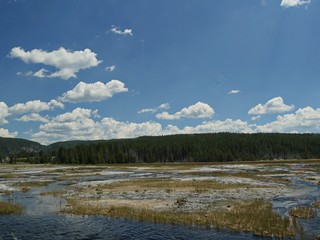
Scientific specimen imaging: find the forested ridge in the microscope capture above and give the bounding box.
[2,133,319,164]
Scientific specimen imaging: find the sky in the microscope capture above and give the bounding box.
[0,0,320,145]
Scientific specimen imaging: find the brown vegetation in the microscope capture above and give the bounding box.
[63,199,295,238]
[0,201,24,214]
[289,206,316,218]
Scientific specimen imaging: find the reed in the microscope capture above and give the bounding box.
[313,201,320,208]
[14,181,53,189]
[64,199,295,238]
[0,201,24,214]
[289,206,316,218]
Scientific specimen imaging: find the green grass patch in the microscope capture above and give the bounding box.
[0,201,24,214]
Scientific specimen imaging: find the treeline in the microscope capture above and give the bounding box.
[42,133,320,164]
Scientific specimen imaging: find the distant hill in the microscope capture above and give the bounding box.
[0,137,44,156]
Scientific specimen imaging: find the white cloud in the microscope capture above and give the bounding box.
[32,108,101,144]
[31,108,161,144]
[138,108,157,114]
[256,106,320,133]
[59,80,128,103]
[0,128,18,138]
[0,102,9,125]
[251,115,261,121]
[106,65,116,72]
[15,113,48,123]
[33,68,49,78]
[181,119,254,134]
[156,102,214,120]
[9,47,102,80]
[248,97,294,115]
[280,0,311,8]
[100,118,162,139]
[9,99,64,115]
[138,103,170,114]
[52,108,96,123]
[111,26,133,36]
[159,103,170,110]
[228,90,240,94]
[27,103,320,145]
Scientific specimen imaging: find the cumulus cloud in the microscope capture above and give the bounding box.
[248,97,294,115]
[106,65,116,72]
[15,113,48,123]
[31,108,161,144]
[100,118,162,139]
[9,100,64,115]
[111,26,133,36]
[59,80,128,103]
[31,108,101,144]
[0,102,9,125]
[27,103,320,145]
[9,47,102,80]
[0,128,18,138]
[138,103,170,114]
[181,119,254,134]
[156,102,214,120]
[251,115,261,121]
[33,68,49,78]
[228,90,240,94]
[280,0,311,8]
[256,106,320,133]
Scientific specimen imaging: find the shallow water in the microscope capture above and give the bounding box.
[0,163,319,240]
[1,214,263,240]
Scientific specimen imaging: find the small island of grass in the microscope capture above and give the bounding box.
[0,201,24,215]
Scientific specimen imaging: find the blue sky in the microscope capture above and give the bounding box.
[1,0,320,144]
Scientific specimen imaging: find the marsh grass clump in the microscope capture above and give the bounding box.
[21,186,30,193]
[63,200,106,215]
[14,181,53,190]
[289,206,316,218]
[1,173,16,179]
[64,199,295,238]
[175,197,187,208]
[0,201,24,214]
[313,201,320,208]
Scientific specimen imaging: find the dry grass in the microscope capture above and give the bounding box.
[14,181,53,189]
[289,206,316,218]
[89,178,259,194]
[63,199,295,238]
[313,201,320,208]
[0,201,24,214]
[21,186,31,193]
[1,173,17,179]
